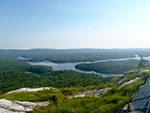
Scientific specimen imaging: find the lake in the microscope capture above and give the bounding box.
[18,55,150,77]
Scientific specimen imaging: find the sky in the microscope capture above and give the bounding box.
[0,0,150,49]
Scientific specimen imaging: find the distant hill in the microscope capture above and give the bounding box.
[1,48,150,63]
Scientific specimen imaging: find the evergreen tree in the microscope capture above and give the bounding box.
[138,57,148,69]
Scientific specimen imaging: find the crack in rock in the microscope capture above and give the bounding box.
[121,78,150,113]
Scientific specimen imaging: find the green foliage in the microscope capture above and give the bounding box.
[120,74,137,85]
[33,69,149,113]
[0,89,56,102]
[35,79,145,113]
[0,57,112,94]
[122,80,145,95]
[0,67,148,113]
[1,49,150,112]
[111,77,119,82]
[134,66,150,74]
[59,83,114,96]
[75,60,139,74]
[26,65,53,74]
[124,70,134,75]
[138,57,149,69]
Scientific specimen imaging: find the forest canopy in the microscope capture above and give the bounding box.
[75,60,140,74]
[0,57,112,94]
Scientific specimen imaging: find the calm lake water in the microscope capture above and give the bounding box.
[18,55,150,77]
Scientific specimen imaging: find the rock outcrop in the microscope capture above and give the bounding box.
[0,87,54,113]
[0,99,49,113]
[112,77,127,84]
[6,87,52,94]
[121,78,150,113]
[119,77,141,89]
[136,70,150,76]
[69,87,111,99]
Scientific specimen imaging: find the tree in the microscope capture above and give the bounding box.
[138,57,148,69]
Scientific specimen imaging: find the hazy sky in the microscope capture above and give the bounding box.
[0,0,150,49]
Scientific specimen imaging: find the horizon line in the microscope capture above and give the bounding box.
[1,47,150,50]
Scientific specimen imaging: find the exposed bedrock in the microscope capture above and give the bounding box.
[0,99,49,113]
[121,78,150,113]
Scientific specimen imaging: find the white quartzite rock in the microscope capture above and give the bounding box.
[0,87,53,112]
[69,87,111,99]
[6,87,52,94]
[120,77,141,89]
[0,99,49,113]
[136,70,150,76]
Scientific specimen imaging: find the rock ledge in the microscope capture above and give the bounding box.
[121,78,150,113]
[0,99,49,113]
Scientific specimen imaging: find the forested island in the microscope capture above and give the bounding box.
[75,60,140,74]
